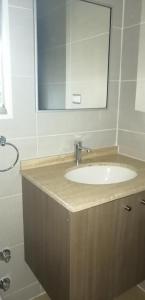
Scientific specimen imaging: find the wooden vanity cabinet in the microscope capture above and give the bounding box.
[22,177,145,300]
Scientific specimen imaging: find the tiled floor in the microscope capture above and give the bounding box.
[34,295,49,300]
[116,287,145,300]
[35,287,145,300]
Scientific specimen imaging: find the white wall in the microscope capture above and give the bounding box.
[118,0,145,162]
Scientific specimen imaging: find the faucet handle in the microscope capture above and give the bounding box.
[75,141,91,152]
[74,141,82,147]
[81,145,91,153]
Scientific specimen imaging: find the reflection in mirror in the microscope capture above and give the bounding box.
[35,0,111,110]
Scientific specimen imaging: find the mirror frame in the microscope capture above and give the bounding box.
[34,0,112,112]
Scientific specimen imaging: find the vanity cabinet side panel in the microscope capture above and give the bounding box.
[22,177,70,300]
[69,202,118,300]
[137,191,145,282]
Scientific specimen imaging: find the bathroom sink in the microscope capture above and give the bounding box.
[65,164,137,185]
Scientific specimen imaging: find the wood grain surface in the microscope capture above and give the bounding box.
[23,177,145,300]
[23,177,70,300]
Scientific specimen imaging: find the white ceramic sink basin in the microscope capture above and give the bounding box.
[65,164,137,185]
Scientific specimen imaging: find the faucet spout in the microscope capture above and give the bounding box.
[75,141,91,166]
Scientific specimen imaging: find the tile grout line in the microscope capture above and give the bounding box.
[33,0,39,157]
[124,21,145,29]
[119,128,145,136]
[37,30,121,54]
[118,148,145,163]
[10,242,24,249]
[37,128,116,138]
[12,75,34,79]
[0,193,22,200]
[30,292,46,300]
[7,129,116,141]
[122,79,145,82]
[3,282,39,299]
[38,79,120,84]
[115,0,125,145]
[8,5,32,11]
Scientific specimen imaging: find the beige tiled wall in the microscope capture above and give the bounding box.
[0,0,123,299]
[118,3,145,290]
[118,0,145,161]
[0,1,42,300]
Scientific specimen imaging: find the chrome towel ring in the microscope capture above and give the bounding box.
[0,136,19,172]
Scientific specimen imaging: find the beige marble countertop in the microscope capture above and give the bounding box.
[21,147,145,212]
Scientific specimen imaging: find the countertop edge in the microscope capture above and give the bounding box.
[22,172,145,213]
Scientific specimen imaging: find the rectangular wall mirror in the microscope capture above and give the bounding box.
[35,0,111,110]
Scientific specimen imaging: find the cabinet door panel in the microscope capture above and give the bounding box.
[137,191,145,282]
[114,193,144,297]
[70,201,118,300]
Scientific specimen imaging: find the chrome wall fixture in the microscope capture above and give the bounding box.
[0,249,11,293]
[0,135,19,172]
[0,277,11,292]
[0,249,11,263]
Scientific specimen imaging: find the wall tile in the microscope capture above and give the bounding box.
[139,281,145,291]
[119,0,145,171]
[0,138,37,173]
[119,81,145,133]
[109,27,121,80]
[37,130,116,157]
[9,0,33,9]
[124,0,142,27]
[135,79,145,112]
[9,7,34,77]
[3,283,40,300]
[0,194,23,247]
[122,23,145,81]
[9,138,37,160]
[80,129,116,148]
[0,244,37,297]
[35,293,51,300]
[118,130,145,161]
[121,26,140,80]
[141,1,145,23]
[0,77,36,138]
[0,137,37,197]
[37,133,76,157]
[0,164,22,198]
[136,24,145,79]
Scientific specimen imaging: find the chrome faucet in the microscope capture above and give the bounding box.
[75,141,91,166]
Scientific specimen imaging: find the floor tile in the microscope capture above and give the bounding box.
[34,287,145,300]
[115,287,145,300]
